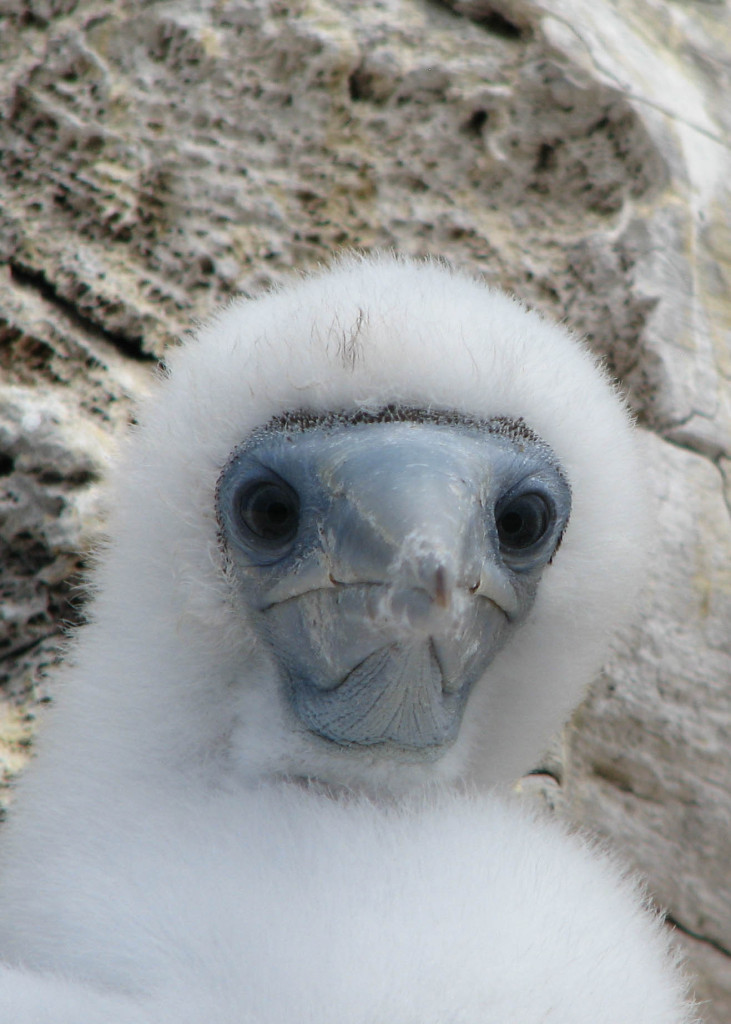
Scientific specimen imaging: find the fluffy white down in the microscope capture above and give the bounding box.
[0,256,694,1021]
[0,789,692,1024]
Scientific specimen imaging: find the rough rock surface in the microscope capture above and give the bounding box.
[0,0,729,1018]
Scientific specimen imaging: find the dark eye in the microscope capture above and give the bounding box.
[237,480,299,545]
[496,492,551,553]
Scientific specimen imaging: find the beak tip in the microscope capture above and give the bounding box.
[433,566,451,610]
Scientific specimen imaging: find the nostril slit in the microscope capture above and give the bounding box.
[468,580,480,594]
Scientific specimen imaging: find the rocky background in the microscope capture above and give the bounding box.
[0,0,729,1018]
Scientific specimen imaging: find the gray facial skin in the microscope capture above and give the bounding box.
[216,412,571,754]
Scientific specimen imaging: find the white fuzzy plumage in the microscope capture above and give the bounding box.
[0,255,694,1022]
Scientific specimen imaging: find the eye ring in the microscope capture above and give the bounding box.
[495,491,552,555]
[236,479,300,546]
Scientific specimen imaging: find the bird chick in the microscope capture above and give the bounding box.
[0,256,693,1023]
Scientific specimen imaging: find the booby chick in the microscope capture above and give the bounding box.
[0,256,694,1022]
